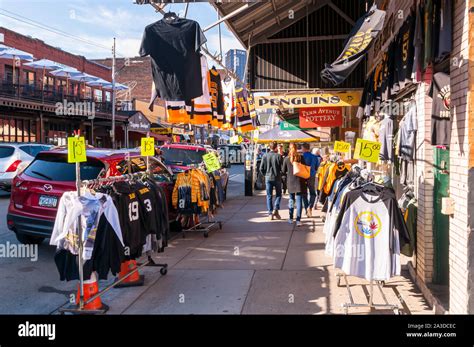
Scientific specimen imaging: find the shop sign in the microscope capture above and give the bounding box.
[67,136,86,163]
[128,112,150,132]
[280,121,300,130]
[203,153,221,172]
[254,91,361,109]
[299,107,343,128]
[354,138,381,163]
[151,127,171,135]
[334,140,351,153]
[141,137,155,157]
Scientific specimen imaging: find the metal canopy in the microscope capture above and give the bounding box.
[211,0,338,48]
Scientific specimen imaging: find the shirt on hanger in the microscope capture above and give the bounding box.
[333,187,410,281]
[190,56,212,125]
[208,68,225,127]
[139,17,206,103]
[429,72,451,146]
[399,102,417,161]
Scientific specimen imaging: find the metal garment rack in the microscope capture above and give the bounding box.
[336,273,402,315]
[59,171,169,315]
[181,210,223,238]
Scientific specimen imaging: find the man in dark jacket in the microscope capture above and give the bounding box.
[259,142,283,220]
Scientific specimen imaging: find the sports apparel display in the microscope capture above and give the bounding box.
[235,87,254,133]
[190,56,212,125]
[429,72,451,146]
[323,167,410,282]
[51,176,170,282]
[222,78,236,129]
[140,17,206,104]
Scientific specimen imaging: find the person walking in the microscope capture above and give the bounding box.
[302,143,321,217]
[278,144,288,194]
[259,141,283,220]
[282,143,307,227]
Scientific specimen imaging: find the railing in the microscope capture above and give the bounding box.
[0,79,115,114]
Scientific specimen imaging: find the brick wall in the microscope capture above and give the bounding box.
[92,57,153,103]
[414,67,435,284]
[0,27,111,81]
[448,0,473,314]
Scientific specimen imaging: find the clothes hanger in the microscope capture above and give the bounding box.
[164,11,178,21]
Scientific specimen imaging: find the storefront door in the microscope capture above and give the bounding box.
[433,147,450,285]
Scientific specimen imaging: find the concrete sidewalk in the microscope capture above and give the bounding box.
[84,192,432,315]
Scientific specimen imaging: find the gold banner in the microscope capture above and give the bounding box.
[151,127,171,135]
[254,91,362,109]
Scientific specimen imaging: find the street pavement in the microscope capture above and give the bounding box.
[0,164,432,315]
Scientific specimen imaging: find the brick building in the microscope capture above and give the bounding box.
[0,27,128,147]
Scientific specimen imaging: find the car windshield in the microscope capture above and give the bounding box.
[0,146,14,158]
[161,147,205,166]
[29,146,51,157]
[23,155,105,181]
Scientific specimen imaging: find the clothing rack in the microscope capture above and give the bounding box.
[60,167,169,315]
[180,165,223,238]
[336,273,402,315]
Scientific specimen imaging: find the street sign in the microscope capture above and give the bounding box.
[334,140,351,153]
[353,138,381,163]
[67,136,86,163]
[141,137,155,157]
[203,153,221,172]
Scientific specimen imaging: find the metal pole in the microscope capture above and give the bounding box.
[217,12,223,60]
[111,37,116,149]
[203,4,251,32]
[76,160,84,309]
[183,3,189,18]
[306,4,310,89]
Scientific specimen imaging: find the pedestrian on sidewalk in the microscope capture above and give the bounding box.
[278,144,288,194]
[302,143,321,217]
[282,143,307,227]
[259,141,283,220]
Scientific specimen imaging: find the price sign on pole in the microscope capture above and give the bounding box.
[67,136,87,163]
[141,137,155,157]
[203,153,221,172]
[353,138,381,163]
[334,140,351,153]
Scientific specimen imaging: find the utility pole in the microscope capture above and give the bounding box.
[111,37,116,149]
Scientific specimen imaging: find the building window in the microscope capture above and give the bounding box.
[85,86,92,99]
[24,70,36,86]
[94,89,102,102]
[105,91,111,102]
[43,76,55,91]
[4,65,19,84]
[0,116,37,143]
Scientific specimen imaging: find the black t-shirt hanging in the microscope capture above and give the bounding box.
[139,17,207,102]
[429,72,451,146]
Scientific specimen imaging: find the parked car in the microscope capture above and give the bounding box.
[0,143,52,191]
[7,149,174,245]
[160,143,230,197]
[217,144,246,164]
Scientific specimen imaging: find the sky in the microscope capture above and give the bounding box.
[0,0,244,60]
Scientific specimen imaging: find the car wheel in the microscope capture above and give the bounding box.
[15,233,45,245]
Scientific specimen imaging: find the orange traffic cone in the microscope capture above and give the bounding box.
[115,260,144,287]
[76,272,102,310]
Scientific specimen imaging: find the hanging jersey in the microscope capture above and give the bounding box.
[333,187,410,281]
[113,182,147,259]
[235,87,254,133]
[208,68,225,128]
[190,56,212,125]
[222,78,236,129]
[166,100,191,124]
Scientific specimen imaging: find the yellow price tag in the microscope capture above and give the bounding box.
[353,138,381,163]
[67,136,87,163]
[230,135,239,144]
[238,135,243,144]
[203,153,221,172]
[334,141,351,153]
[141,137,155,156]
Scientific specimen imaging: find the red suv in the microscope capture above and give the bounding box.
[160,143,230,197]
[7,149,174,244]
